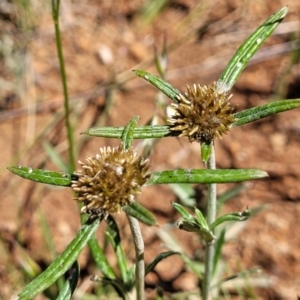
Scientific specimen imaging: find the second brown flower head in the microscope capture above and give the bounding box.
[168,83,236,143]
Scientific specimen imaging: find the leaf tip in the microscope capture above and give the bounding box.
[282,5,289,14]
[7,165,17,173]
[275,6,288,20]
[260,171,269,178]
[80,129,88,135]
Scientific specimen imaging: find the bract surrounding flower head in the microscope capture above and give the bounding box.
[71,146,150,217]
[168,83,236,143]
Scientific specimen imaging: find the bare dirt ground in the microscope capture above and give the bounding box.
[0,0,300,299]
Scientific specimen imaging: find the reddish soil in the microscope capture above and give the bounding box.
[0,1,300,299]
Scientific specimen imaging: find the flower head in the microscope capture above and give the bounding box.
[168,83,236,143]
[71,146,150,217]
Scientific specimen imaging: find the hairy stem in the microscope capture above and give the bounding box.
[52,0,75,172]
[203,144,217,300]
[127,214,145,300]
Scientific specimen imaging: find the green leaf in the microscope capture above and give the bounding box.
[122,202,157,226]
[169,183,196,206]
[217,184,247,208]
[172,204,215,242]
[154,35,168,78]
[145,251,180,275]
[182,255,204,279]
[210,207,251,231]
[213,268,262,287]
[91,276,127,300]
[38,210,65,291]
[138,0,169,24]
[82,125,172,139]
[147,169,268,185]
[126,265,136,287]
[56,261,79,300]
[213,228,226,276]
[172,202,194,222]
[18,218,101,300]
[233,99,300,127]
[43,141,68,173]
[121,116,140,151]
[217,6,288,92]
[176,219,215,243]
[194,207,209,230]
[134,70,181,102]
[8,166,74,187]
[88,237,116,279]
[106,216,129,285]
[13,242,42,280]
[201,142,212,164]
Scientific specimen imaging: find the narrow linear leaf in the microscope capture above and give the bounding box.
[105,232,129,287]
[139,0,169,25]
[88,237,116,279]
[43,141,68,172]
[217,6,288,92]
[106,216,129,285]
[176,219,200,232]
[172,202,195,222]
[18,218,101,300]
[217,184,247,207]
[134,70,181,102]
[82,125,173,139]
[210,208,251,231]
[126,265,136,288]
[201,142,212,164]
[8,166,75,187]
[145,251,180,275]
[176,220,215,242]
[169,183,196,207]
[182,255,204,279]
[213,268,262,287]
[13,242,42,279]
[56,261,79,300]
[233,99,300,127]
[38,211,65,291]
[91,276,127,300]
[194,207,209,230]
[213,229,226,276]
[147,169,268,185]
[154,35,168,78]
[121,116,140,150]
[56,282,72,300]
[123,202,157,226]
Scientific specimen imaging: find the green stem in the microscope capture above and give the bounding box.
[52,0,75,172]
[202,144,217,299]
[127,214,145,300]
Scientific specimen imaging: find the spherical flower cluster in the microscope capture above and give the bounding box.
[168,83,236,143]
[71,146,150,217]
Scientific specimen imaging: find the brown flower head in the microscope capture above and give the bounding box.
[168,83,236,143]
[71,146,150,217]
